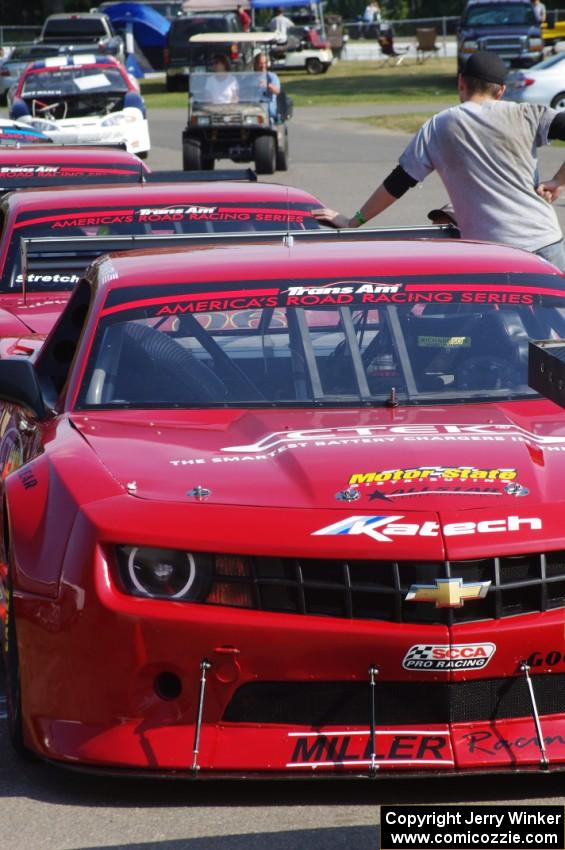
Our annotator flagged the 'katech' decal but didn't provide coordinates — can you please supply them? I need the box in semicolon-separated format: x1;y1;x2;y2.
287;731;452;767
402;643;496;671
312;514;542;542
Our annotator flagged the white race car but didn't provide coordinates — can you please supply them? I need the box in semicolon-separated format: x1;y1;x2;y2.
10;54;150;157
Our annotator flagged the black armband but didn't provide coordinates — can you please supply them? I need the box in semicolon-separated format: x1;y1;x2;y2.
549;112;565;141
383;165;418;199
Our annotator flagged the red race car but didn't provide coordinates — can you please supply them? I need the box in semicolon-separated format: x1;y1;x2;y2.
2;237;565;777
0;144;149;190
0;181;322;338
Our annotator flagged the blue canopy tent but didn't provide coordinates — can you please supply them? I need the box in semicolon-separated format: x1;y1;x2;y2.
103;3;171;71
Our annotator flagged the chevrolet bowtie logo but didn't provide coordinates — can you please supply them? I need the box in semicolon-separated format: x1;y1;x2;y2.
405;578;491;608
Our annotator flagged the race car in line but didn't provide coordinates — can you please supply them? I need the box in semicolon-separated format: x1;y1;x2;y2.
0;119;51;146
2;237;565;775
9;54;150;158
0;180;323;339
0;144;149;193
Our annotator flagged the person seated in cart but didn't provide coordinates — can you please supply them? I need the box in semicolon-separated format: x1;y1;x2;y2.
204;54;239;103
254;51;280;120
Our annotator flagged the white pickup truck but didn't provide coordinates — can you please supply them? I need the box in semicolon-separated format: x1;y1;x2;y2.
37;13;125;64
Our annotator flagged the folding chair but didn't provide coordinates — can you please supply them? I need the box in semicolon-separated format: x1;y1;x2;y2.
378;28;410;65
415;28;440;62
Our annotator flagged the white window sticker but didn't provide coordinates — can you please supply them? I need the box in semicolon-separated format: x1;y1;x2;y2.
74;73;110;91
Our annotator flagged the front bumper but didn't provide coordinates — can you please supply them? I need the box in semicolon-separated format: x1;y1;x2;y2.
15;535;565;775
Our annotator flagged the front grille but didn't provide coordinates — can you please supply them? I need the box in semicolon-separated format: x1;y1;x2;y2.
223;676;565;725
480;36;526;56
211;113;243;125
211;552;565;625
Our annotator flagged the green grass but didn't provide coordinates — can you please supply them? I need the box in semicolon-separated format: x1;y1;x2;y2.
344;111;437;133
141;57;458;109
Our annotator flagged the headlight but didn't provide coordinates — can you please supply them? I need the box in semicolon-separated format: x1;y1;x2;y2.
195;115;210;126
101;113;126;127
116;545;214;600
115;546;255;607
461;40;478;53
244;115;264;125
528;38;544;51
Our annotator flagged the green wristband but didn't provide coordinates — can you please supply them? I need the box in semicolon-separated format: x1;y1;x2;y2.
354;209;366;225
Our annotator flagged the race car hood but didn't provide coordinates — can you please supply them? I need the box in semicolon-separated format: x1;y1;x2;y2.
71;400;565;520
0;293;70;334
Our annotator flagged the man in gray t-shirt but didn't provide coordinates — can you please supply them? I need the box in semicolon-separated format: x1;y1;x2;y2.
313;51;565;269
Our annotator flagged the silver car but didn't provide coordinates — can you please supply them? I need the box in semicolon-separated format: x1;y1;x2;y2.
0;44;68;104
503;51;565;110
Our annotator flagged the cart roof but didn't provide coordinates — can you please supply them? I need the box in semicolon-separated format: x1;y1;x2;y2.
188;31;279;43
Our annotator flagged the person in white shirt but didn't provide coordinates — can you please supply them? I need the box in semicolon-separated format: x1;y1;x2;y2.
204;55;239;104
268;7;295;41
532;0;547;24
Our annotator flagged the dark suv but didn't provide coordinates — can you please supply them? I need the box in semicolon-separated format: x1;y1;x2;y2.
458;0;544;72
164;13;242;91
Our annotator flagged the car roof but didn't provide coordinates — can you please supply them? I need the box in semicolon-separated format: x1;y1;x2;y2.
0;146;143;166
5;181;321;213
25;54;121;72
46;12;108;19
92;239;559;291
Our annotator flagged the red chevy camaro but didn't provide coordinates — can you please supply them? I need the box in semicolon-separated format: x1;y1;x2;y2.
2;237;565;776
0;181;321;338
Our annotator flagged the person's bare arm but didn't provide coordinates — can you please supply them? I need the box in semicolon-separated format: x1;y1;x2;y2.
537;162;565;204
312;165;418;228
312;184;397;228
538;115;565;202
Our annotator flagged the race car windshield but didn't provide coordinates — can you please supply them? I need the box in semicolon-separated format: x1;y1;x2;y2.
463;3;535;26
3;205;320;293
22;67;128;98
76;275;565;409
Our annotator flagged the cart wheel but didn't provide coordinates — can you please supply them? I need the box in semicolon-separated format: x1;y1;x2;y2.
254;135;276;174
183;139;202;170
276;130;289;171
305;57;324;74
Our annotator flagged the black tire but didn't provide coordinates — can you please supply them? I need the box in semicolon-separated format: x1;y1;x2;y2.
3;570;33;759
276;130;289;171
305;57;324;74
183;139;202;171
254;135;276;174
551;91;565;110
0;91;7;106
165;74;176;92
202;156;215;170
137;150;149;160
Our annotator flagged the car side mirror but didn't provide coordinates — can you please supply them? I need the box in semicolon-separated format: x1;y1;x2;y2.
0;359;47;420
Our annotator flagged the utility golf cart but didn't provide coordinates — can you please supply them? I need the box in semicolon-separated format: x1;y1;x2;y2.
181;32;292;174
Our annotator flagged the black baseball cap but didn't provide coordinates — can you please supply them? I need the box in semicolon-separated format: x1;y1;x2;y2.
461;51;508;85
